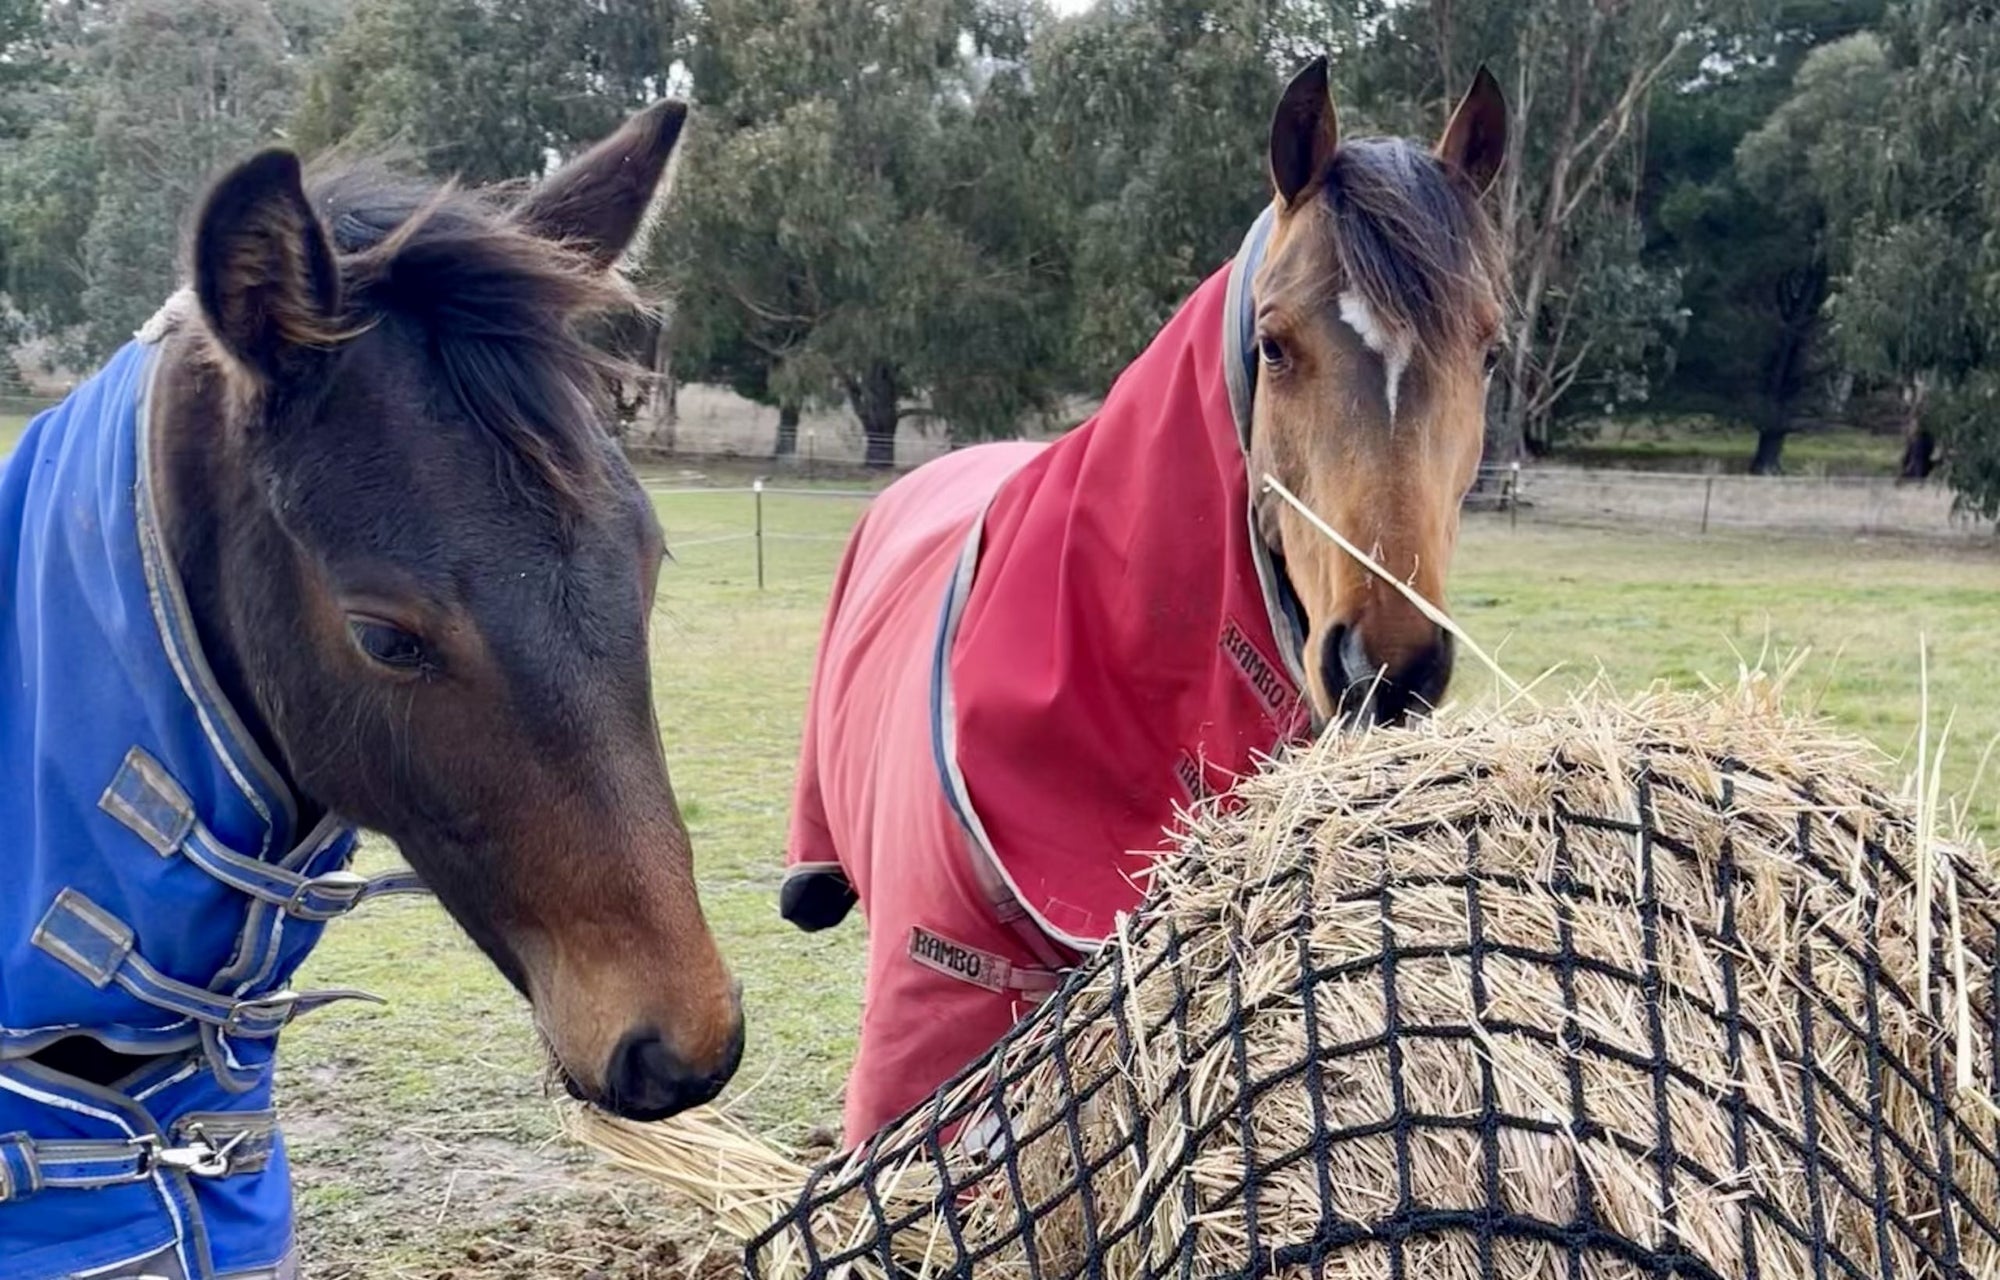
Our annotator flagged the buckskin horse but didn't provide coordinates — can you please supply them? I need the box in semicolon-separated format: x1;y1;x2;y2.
0;103;742;1278
782;58;1510;1148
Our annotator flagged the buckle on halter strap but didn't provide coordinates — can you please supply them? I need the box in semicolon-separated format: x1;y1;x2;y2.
218;989;298;1036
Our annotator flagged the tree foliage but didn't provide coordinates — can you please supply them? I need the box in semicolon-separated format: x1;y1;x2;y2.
1025;0;1286;387
83;0;298;355
666;0;1068;468
293;0;678;184
1330;0;1716;455
1823;1;2000;495
1722;0;2000;504
0;0;1990;515
1648;2;1886;472
0;0;314;366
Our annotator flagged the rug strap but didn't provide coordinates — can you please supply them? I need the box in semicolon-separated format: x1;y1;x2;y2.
100;746;427;920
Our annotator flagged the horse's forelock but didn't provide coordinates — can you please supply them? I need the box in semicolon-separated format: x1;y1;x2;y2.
298;163;641;511
1306;137;1505;365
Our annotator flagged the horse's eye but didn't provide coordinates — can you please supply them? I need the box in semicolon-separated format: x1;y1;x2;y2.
1258;335;1287;368
349;618;427;672
1483;345;1503;377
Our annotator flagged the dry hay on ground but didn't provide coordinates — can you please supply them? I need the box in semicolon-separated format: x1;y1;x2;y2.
576;681;2000;1279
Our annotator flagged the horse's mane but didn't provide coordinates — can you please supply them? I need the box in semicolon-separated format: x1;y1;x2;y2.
304;162;639;505
1309;137;1506;364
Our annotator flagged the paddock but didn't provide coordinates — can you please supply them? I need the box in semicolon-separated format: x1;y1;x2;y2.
252;470;2000;1278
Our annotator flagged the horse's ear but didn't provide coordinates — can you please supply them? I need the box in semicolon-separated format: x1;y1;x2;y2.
193;148;340;381
1270;55;1340;209
515;99;688;270
1436;65;1507;197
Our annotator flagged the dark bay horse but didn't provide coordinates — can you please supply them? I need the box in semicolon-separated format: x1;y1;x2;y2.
0;103;739;1278
782;58;1509;1147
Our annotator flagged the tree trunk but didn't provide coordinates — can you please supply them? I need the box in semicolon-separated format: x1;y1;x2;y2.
1898;378;1935;481
1498;16;1600;461
1750;427;1787;475
1492;374;1529;460
1751;258;1825;479
849;363;899;470
653;312;679;429
635;308;677;450
1901;431;1937;480
1481;383;1522;469
774;401;800;459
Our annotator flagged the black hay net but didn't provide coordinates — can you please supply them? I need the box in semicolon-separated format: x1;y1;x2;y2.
746;747;2000;1280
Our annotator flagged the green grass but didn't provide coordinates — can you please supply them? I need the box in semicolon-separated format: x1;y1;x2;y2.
275;490;2000;1274
1558;421;1903;475
0;413;30;458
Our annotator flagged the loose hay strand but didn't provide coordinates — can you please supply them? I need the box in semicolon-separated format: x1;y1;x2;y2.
1946;862;1974;1094
1260;473;1529;701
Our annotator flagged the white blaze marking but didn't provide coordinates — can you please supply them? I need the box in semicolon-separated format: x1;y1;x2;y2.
1338;290;1414;424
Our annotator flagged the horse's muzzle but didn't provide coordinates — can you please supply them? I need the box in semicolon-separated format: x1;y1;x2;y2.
1325;625;1454;727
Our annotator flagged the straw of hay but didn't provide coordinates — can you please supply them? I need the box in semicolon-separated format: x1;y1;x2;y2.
576;681;2000;1280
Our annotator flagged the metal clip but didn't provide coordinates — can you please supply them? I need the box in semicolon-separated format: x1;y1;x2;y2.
220;984;387;1037
221;988;302;1035
129;1124;247;1179
291;867;369;912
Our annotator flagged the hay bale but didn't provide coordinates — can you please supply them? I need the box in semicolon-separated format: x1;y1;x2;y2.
580;683;2000;1279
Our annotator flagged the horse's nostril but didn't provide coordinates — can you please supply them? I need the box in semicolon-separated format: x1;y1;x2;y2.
1338;626;1375;689
609;1030;671;1099
1326;626;1453;728
1320;624;1352;702
602;1024;741;1121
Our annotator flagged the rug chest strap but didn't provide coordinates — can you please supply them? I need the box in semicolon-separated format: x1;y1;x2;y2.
32;888;385;1040
0;1114;274;1203
100;747;426;920
959;833;1079;975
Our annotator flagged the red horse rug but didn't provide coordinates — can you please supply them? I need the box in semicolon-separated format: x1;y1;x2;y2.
783;220;1319;1144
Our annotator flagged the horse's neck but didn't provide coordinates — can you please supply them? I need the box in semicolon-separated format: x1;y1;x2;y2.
149;346;328;835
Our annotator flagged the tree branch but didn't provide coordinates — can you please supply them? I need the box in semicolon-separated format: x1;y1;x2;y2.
1558;32;1690;226
1536;335;1601;416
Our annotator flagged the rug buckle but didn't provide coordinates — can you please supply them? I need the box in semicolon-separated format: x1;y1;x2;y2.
130;1124;245;1179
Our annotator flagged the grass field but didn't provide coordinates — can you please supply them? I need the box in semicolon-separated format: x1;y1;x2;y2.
1559;422;1904;475
272;481;2000;1277
0;412;28;457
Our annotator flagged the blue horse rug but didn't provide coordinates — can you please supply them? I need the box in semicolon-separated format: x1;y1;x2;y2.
0;315;419;1278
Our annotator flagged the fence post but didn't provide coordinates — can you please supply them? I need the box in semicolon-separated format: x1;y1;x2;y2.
1509;460;1520;532
1701;475;1715;535
805;429;816;482
753;477;766;591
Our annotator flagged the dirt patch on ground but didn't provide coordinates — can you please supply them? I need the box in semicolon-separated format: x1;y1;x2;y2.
308;1198;742;1280
285;1066;757;1277
293;1111;748;1279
